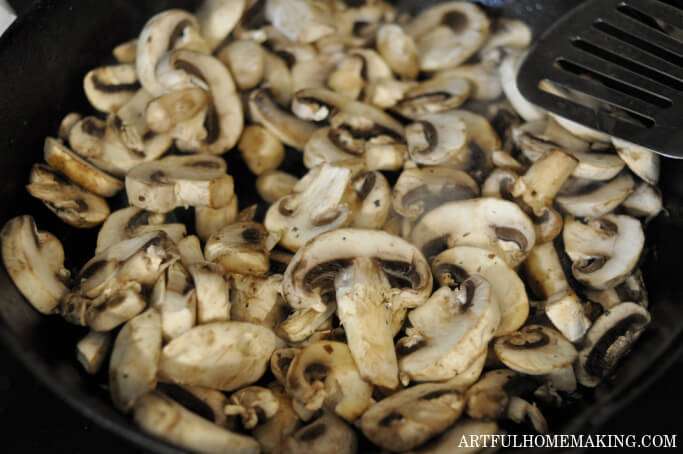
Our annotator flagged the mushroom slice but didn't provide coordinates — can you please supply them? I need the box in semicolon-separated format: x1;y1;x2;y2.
478;17;532;59
524;242;571;299
76;330;112;374
264;164;356;252
406;112;468;166
563;214;644;290
622;183;663;219
195;198;239;241
109;309;162;412
376;24;419;79
271;347;301;386
329;100;404;146
393;75;471;119
134;391;260;454
407;419;499;454
302;127;363;169
253;384;301;454
291;53;341;94
58;112;82;141
217;39;264;90
556;173;635;217
145;87;209;135
411;198;536;268
433;247;528;336
292;87;352;123
83;64;140;113
465;369;518;420
285;340;372;422
0;215;69;314
136;10;209;96
494;325;578;375
26;164;110;228
126;154;234;214
230;273;287;329
257;170;298;204
576;302;650;387
238;124;285;175
542;290;591;343
265;0;335;43
283;412;357;454
85;282;147;332
113;39;137;64
261;50;295;106
276;304;336;344
437;61;502;101
612;138;660;185
159;321;282;391
500;52;546;122
406;2;490;71
585;269;649;310
365;78;416;110
155;382;232;428
196;0;247;50
224;386;280;429
205;221;271;275
350;171;391;230
359;380;467;452
249;88;317;149
96;207;186;253
150;263;197;340
398;276;501;382
505;396;549;433
44;137;123;197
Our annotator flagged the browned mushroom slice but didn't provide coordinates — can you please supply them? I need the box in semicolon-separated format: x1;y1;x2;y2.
113;39;137;64
217;39;264;90
145;87;209;138
393;75;471;119
230;273;287;329
195;198;239;241
205;221;271;276
500;52;546;122
494;325;578;375
437;61;502;101
238;124;285;175
250;88;318;149
253;383;302;454
256;170;298;204
621;183;662;219
465;369;519;420
96;207;186;253
350;171;391;230
76;330;112;374
292;87;352;123
283;412;357;454
84;64;140;113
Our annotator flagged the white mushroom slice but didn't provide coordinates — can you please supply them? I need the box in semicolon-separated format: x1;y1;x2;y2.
411;198;536;268
524;243;570;299
285;340;372;421
292;87;352;123
195;198;239;241
585;270;649;310
542;290;591;343
205;222;270;275
83;64;139;113
0;215;69;314
406;112;468;166
551;114;612;143
150;262;196;340
76;330;112;374
265;0;335;43
359;380;467;452
276;304;336;344
136;10;209;96
58;112;82;141
159;321;282;391
365;78;416;109
253;384;301;454
494;325;578;375
96;207;186;253
231;274;287;329
612;138;660;185
432;247;528;336
437;61;502;101
407;419;499;454
224;386;280;429
126;154;234;214
155;382;232;428
44;138;123;197
376;24;419;79
271;348;300;385
398;276;501;382
26;164;110;228
238;124;285;175
256;170;298;204
145;87;209;135
622;183;663;218
86;283;147;332
249;88;317;149
329;100;404;146
261;50;295;106
351;171;391;230
327;54;366;100
302;127;362;169
478;17;532;59
196;0;247;50
109;309;162;412
557;173;635;217
217;39;264;90
264;164;356;252
113;39;137;64
393;75;471;119
500;51;545;122
406;2;490;71
465;369;518;420
576;302;650;387
563;214;644;290
283;412;357;454
492;150;524;172
291;54;340;93
134;392;260;454
505;396;548;433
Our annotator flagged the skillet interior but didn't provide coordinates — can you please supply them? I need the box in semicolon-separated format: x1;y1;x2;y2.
0;1;681;452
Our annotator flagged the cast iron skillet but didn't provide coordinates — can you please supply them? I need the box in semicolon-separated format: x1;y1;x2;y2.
1;1;682;452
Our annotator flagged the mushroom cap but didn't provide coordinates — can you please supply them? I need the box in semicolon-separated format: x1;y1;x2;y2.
376;24;419;79
494;324;578;375
406;111;469;166
238;124;285;175
256;170;298;204
411;198;536;268
196;0;247;50
563;214;644;290
283;228;432;313
83;64;140;113
217;39;265;91
432;246;529;336
96;207;186;253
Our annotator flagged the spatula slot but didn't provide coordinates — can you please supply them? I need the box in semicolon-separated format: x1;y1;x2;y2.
655;0;683;11
617;4;683;42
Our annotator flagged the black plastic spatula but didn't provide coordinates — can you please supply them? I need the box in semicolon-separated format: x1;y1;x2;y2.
517;0;683;158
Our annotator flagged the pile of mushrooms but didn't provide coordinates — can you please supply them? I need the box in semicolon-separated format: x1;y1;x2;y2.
1;1;663;453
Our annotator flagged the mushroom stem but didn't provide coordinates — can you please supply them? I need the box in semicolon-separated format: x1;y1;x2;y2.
334;257;398;389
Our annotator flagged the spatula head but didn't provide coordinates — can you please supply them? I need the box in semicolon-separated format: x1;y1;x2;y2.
517;0;683;158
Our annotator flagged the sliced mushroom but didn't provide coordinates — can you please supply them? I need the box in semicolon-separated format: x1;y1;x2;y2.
612;138;660;185
196;0;247;50
576;302;650;387
465;369;518;420
155;382;232;428
500;51;545;122
621;183;663;219
411;198;536;268
478;17;532;60
253;384;302;454
393;74;471;119
217;39;264;90
250;88;317;149
261;50;295;106
291;53;341;94
76;330;112;374
265;0;335;43
150;263;197;341
541;290;591;343
283;412;357;454
437;60;502;101
96;207;186;253
195;197;239;241
494;325;578;375
359;380;467;452
405;111;468;166
133;391;260;454
224;386;280;429
159;321;283;391
365;78;416;110
563;214;644;290
585;269;649;311
205;221;271;275
276;303;337;344
397;276;500;382
432;246;528;336
109;309;162;412
145;87;209;136
505;396;548;433
257;169;298;204
406;2;490;71
83;64;140;113
524;242;571;299
113;38;137;64
58;112;82;141
271;347;301;386
230;273;287;329
292;87;351;123
239;124;285;175
26;164;110;228
556;172;635;217
85;282;147;332
350;171;391;230
406;419;499;454
125;154;234;213
376;24;419;79
0;215;69;314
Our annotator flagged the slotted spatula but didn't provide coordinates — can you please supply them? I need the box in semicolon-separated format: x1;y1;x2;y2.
517;0;683;158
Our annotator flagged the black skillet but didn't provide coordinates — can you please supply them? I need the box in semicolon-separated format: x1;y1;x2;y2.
0;1;682;452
